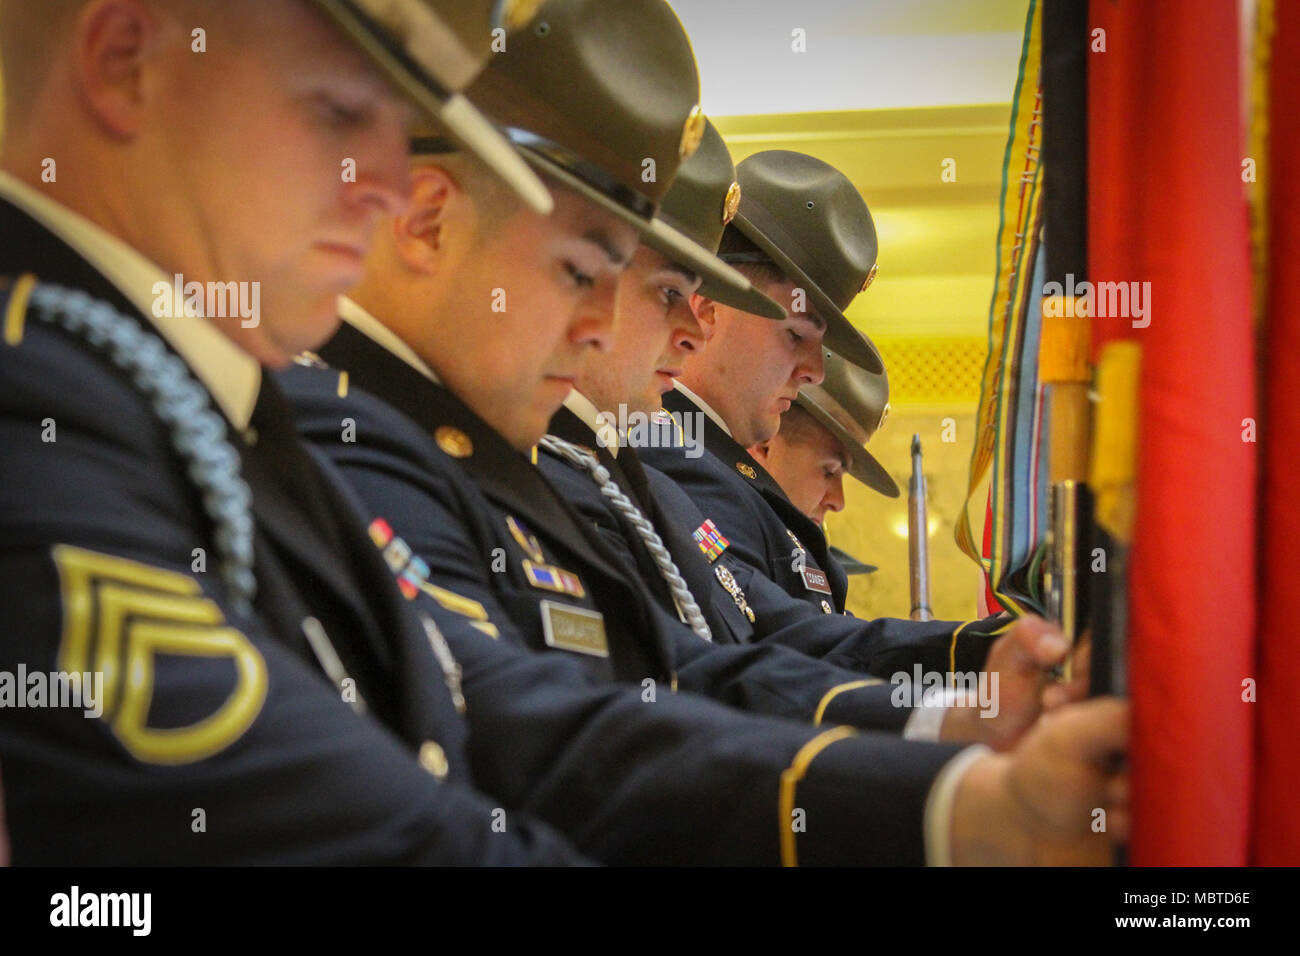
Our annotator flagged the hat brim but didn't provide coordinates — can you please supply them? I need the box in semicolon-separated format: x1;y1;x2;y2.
696;271;787;320
730;209;884;373
312;0;553;215
521;150;762;309
828;546;877;575
796;394;900;497
844;443;900;497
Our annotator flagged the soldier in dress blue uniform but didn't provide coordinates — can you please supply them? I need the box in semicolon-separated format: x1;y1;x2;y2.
750;349;897;531
749;349;895;577
0;0;614;864
540;116;1085;748
0;0;1077;868
281;0;1129;864
641;150;903;618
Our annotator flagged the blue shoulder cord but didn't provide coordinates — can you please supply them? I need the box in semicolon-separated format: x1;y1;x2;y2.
24;282;257;615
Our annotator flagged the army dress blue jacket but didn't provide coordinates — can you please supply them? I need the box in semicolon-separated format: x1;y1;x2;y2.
624;391;1006;675
279;317;982;864
0;198;584;864
0;199;961;866
285;321;924;731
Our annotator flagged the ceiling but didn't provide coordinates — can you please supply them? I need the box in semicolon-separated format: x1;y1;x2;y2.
671;0;1031;115
671;0;1032;345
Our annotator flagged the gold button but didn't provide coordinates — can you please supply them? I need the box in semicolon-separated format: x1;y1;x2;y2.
418;741;449;779
860;262;879;292
736;462;756;480
722;182;742;224
820;600;833;614
679;105;705;158
502;0;545;30
435;426;473;459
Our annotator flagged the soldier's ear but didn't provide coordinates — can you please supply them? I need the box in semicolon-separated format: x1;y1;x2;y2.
392;166;458;273
749;439;772;464
689;294;719;341
75;0;169;138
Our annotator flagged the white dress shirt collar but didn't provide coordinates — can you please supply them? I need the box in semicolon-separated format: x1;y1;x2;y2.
562;389;622;457
671;378;732;438
337;295;441;384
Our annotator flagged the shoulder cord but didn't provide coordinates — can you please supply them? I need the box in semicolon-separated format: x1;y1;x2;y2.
26;282;256;614
538;434;711;643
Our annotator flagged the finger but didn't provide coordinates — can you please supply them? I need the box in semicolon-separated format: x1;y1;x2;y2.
1021;616;1071;668
1041;682;1072;712
1072;636;1092;676
997;616;1069;672
1050;697;1130;763
1060;664;1090;704
1105;806;1131;842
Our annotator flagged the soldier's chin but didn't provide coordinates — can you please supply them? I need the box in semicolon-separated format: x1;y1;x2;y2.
260;301;344;367
755;412;783;446
507;416;548;455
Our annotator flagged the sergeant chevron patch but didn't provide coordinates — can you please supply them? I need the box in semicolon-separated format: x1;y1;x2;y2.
52;545;267;765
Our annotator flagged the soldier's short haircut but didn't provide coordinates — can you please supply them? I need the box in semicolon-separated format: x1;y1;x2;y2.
414;149;569;246
0;0;215;122
0;0;82;116
415;150;519;240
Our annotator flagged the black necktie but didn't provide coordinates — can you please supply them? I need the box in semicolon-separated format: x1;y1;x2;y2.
246;377;347;555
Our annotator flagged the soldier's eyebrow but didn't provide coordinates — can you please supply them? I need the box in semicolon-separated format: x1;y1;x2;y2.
583;229;633;266
794;312;827;332
663;263;698;284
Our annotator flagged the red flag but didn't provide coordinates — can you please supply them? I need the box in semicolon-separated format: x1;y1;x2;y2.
980;490;1003;616
1089;0;1256;864
1255;0;1300;865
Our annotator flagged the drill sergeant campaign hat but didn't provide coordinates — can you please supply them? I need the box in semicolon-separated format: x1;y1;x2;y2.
309;0;553;213
723;150;885;373
796;347;899;497
657;118;786;320
413;0;758;305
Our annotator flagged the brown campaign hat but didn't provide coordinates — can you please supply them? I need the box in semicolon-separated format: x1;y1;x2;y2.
796;348;898;497
309;0;553;213
828;546;877;575
726;150;884;373
443;0;756;304
657;119;785;320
